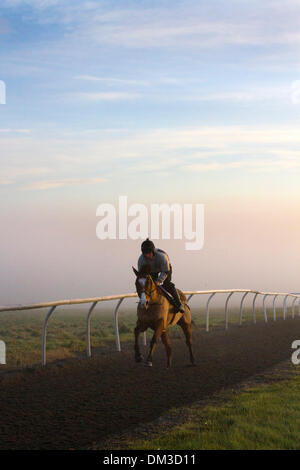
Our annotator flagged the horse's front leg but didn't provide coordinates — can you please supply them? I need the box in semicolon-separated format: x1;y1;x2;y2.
145;319;164;367
134;322;143;362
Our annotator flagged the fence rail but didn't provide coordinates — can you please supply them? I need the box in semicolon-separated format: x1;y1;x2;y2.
1;289;300;366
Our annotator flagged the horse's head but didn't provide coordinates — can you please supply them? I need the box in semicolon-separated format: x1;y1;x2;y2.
132;265;154;308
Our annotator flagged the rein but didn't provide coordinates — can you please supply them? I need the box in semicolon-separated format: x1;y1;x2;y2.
145;285;157;297
137;277;160;304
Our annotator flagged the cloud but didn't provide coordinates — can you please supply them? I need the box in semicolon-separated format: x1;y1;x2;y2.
74;75;149;86
4;1;300;49
0;16;12;35
72;78;294;104
67;3;300;50
3;124;300;156
291;80;300;104
126;157;182;174
20;176;107;190
0;128;31;133
182;158;300;172
1;125;300;187
3;0;60;9
0;166;51;185
185;87;291;102
66;92;141;102
0;179;13;185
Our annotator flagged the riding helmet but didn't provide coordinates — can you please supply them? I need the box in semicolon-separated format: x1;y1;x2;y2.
141;238;156;255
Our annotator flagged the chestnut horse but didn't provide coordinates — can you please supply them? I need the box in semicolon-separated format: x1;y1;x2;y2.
133;266;195;368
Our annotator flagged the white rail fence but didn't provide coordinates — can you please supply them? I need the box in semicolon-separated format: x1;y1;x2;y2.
0;289;300;367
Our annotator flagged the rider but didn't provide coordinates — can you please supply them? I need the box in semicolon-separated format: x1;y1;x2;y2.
138;238;185;313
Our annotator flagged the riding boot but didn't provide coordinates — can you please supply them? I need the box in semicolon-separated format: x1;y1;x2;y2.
164;282;185;313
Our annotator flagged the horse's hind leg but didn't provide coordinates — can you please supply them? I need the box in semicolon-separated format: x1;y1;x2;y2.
178;318;195;365
161;330;172;368
134;322;143;362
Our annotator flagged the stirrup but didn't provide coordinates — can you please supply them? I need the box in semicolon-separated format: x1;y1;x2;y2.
174;303;185;314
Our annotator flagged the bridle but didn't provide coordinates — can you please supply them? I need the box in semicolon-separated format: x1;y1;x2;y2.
136;276;158;305
144;285;157;297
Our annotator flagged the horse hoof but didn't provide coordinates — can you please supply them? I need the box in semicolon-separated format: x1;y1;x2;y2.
144;361;153;367
135;355;143;363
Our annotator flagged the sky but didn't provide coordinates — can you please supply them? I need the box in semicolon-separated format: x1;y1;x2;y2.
1;0;300;308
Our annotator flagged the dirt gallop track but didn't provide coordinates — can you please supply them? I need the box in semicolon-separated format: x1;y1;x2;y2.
0;318;300;449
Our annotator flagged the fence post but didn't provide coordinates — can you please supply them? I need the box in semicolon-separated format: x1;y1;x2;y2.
86;301;98;358
291;297;297;319
114;298;124;352
272;294;278;321
42;305;56;367
239;291;249;325
263;294;268;323
206;292;216;332
283;294;289;320
225;292;234;330
252;293;258;324
0;340;6;365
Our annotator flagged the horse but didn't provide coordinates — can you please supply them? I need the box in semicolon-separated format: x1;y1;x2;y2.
132;265;195;368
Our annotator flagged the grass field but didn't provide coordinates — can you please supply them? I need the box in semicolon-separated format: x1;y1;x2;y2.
0;301;296;368
128;372;300;450
0;307;136;368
